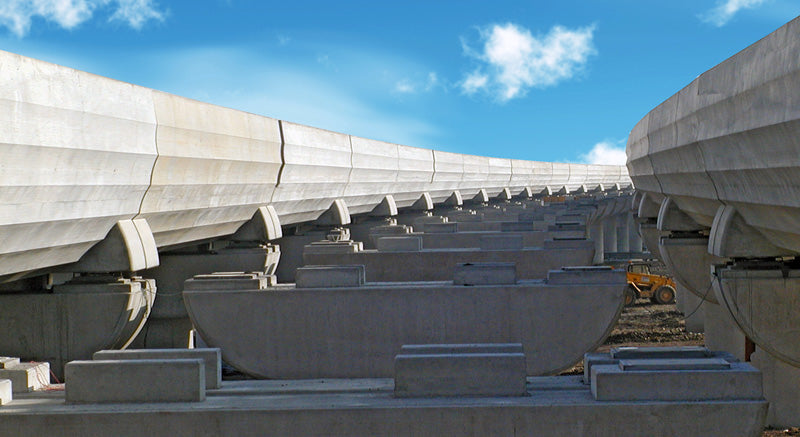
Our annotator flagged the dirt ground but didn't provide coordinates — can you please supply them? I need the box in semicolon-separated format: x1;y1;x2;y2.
560;297;794;437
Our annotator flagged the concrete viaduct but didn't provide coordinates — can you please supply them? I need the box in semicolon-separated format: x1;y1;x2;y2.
627;15;800;427
5;13;798;434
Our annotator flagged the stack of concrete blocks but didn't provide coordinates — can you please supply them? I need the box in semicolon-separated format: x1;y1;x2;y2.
63;348;221;404
394;343;527;398
0;357;49;394
182;265;625;379
584;347;765;412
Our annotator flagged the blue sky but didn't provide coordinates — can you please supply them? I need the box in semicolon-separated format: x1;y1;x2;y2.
0;1;798;164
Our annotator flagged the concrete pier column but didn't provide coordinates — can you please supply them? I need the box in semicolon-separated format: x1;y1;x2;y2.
675;283;704;333
588;221;604;264
752;349;800;427
704;302;746;361
628;214;643;252
603;216;618;253
616;214;630;252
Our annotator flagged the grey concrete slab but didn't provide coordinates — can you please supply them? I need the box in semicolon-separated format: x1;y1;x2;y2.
591;361;762;401
0;375;765;437
394;352;527;398
376;236;423;252
92;348;222;389
65;359;205;404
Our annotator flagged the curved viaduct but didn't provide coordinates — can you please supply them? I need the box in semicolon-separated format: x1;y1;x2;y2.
0;49;630;284
627;16;800;426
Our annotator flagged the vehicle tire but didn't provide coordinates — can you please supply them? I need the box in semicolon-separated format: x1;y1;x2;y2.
624;285;637;306
654;285;676;305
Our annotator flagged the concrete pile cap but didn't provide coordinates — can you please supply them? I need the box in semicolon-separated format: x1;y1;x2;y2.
611;346;713;359
376;236;422;252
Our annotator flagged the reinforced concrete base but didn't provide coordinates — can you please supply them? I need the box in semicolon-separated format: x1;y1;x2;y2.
0;377;766;436
752;349;800;427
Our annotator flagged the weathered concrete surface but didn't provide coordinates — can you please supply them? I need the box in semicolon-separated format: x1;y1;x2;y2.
393;343;527;398
183;269;625;378
65;359;205;403
302;246;594;282
0;377;767;437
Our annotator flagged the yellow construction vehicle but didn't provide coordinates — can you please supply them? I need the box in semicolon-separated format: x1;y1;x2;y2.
624;260;676;306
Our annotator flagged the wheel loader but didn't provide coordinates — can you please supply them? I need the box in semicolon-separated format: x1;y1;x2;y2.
624;260;676;306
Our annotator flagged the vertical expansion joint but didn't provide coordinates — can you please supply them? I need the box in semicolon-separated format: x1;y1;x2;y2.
274;120;286;189
136;91;160;219
430;149;436;184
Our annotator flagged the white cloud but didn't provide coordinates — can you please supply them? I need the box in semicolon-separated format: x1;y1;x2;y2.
0;0;165;37
700;0;768;27
393;71;440;95
580;140;627;165
460;22;596;101
109;0;164;29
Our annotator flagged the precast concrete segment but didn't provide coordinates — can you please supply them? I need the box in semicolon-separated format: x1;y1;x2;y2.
139;91;282;249
626;16;800;255
0;377;767;437
65;359;205;403
183;271;625;378
0;49;157;280
93;348;222;389
0;48;630;280
302;246;594;282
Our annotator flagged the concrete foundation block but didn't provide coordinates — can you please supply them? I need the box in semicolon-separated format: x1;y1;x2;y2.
591;361;762;401
752;349;800;427
376;236;422;252
0;361;50;393
583;347;736;384
65;359;205;404
453;262;516;285
546;266;623;285
184;273;274;291
0;379;10;405
295;265;366;288
422;222;458;233
394;343;527;398
479;235;523;251
93;348;222;389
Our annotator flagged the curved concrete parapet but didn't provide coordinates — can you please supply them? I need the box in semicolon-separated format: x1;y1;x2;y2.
627;16;800;256
0;49;630;281
0;50;157;281
183;268;625;378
